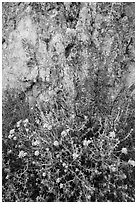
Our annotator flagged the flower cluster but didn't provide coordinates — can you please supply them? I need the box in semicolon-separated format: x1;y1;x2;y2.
18;150;27;158
2;113;135;202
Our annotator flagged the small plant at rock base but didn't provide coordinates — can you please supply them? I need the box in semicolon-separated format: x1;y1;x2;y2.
2;104;135;201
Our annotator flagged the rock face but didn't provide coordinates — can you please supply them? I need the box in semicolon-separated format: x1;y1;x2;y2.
2;2;135;125
3;16;37;90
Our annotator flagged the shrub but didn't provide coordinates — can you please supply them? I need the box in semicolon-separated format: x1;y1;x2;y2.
2;97;135;201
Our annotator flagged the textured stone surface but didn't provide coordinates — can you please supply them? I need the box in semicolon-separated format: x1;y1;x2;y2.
2;2;135;123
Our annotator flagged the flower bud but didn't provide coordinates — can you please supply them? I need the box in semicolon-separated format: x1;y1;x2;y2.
54;140;59;147
128;159;135;167
121;147;128;154
34;150;39;156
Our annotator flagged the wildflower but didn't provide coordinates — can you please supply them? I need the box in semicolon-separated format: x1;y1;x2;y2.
84;115;88;120
26;128;29;132
110;165;117;172
120;173;127;179
128;159;135;167
43;123;52;130
32;141;36;146
117;157;121;167
23;118;29;124
36;119;40;124
109;131;115;138
87;140;91;145
62;162;66;167
61;130;67;137
73;153;79;160
7;150;12;154
83;139;87;146
111;167;117;172
87;195;91;200
71;114;75;119
6;175;10;179
19;150;26;158
42;172;46;177
61;129;69;137
13;136;17;141
94;169;99;174
23;119;29;127
9;129;15;135
34;150;39;156
4;168;10;173
32;140;40;146
43;123;48;128
54;140;59;147
65;165;68;169
8;134;13;139
17;120;22;127
46;147;49;152
24;152;27;156
56;178;60;183
24;123;28;127
121;147;128;154
60;183;63;189
56;154;60;158
71;140;74;144
48;125;52;130
83;139;91;147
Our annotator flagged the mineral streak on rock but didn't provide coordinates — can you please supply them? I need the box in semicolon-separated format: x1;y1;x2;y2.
2;2;135;123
